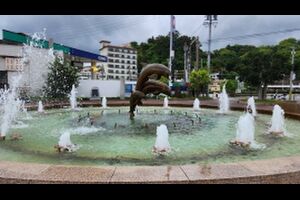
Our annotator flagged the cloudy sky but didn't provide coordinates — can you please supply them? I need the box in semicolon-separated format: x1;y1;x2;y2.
1;15;300;54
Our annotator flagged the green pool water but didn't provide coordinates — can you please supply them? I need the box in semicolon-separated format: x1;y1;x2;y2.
0;106;300;166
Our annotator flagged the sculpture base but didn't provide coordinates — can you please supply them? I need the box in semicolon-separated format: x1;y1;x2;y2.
54;145;70;153
229;140;250;148
152;146;170;155
270;131;284;137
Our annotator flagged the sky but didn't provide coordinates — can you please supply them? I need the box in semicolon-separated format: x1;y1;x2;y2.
1;15;300;54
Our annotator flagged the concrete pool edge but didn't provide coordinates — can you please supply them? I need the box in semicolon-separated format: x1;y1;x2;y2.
1;155;300;183
1;100;300;183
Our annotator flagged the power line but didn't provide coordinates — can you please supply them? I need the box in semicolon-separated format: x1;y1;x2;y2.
202;27;300;44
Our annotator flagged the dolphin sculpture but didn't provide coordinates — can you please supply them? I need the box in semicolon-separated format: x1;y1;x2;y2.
129;64;171;119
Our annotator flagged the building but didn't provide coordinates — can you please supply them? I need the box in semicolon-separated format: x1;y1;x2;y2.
0;29;107;96
99;40;138;81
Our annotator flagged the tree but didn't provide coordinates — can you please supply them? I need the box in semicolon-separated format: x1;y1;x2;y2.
130;32;204;73
239;46;284;99
225;79;238;96
43;57;80;100
189;69;211;97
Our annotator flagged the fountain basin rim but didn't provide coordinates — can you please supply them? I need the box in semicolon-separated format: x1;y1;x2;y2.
23;100;300;120
2;155;300;183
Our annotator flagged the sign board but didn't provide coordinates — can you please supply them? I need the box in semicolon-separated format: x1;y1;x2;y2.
5;58;23;71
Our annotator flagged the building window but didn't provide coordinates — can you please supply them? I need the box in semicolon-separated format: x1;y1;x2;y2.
109;59;113;62
127;55;130;59
121;71;125;74
115;54;119;57
115;65;120;68
115;70;120;74
127;61;130;64
108;70;114;73
121;55;125;58
108;64;114;68
108;48;114;51
115;76;119;79
132;61;136;64
121;60;125;63
132;56;136;59
121;65;125;69
108;53;114;57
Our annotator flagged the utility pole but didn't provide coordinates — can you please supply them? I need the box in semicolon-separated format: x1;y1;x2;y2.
289;47;296;101
184;42;189;83
169;15;175;86
195;36;199;70
203;15;218;72
203;15;218;96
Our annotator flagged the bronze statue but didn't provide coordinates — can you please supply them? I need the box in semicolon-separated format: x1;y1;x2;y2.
129;64;171;119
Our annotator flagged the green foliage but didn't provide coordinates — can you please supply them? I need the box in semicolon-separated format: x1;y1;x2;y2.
225;79;238;95
189;69;211;96
130;32;205;72
159;76;169;85
43;57;80;99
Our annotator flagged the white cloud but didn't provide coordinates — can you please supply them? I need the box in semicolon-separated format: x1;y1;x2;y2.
1;15;300;53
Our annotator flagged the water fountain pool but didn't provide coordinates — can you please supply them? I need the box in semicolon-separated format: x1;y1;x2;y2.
0;106;299;166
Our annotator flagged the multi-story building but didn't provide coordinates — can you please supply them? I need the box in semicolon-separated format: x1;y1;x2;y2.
99;40;138;81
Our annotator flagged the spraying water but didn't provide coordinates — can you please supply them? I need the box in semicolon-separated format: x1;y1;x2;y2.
247;96;257;117
153;124;171;154
193;98;200;111
0;30;55;138
163;97;169;108
102;97;107;108
0;75;23;137
69;84;77;110
38;101;44;113
219;84;229;114
232;111;265;149
58;131;77;152
269;104;287;136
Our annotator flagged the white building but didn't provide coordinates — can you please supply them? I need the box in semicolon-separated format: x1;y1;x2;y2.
0;40;57;96
99;40;138;81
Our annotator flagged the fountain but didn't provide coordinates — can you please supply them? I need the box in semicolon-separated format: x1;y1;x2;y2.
218;84;229;114
247;96;257;117
230;110;265;149
69;84;77;110
163;97;169;108
129;64;171;118
55;131;77;152
0;29;55;140
193;98;200;111
102;97;107;108
153;124;171;154
269;104;286;136
0;75;22;140
38;101;44;113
